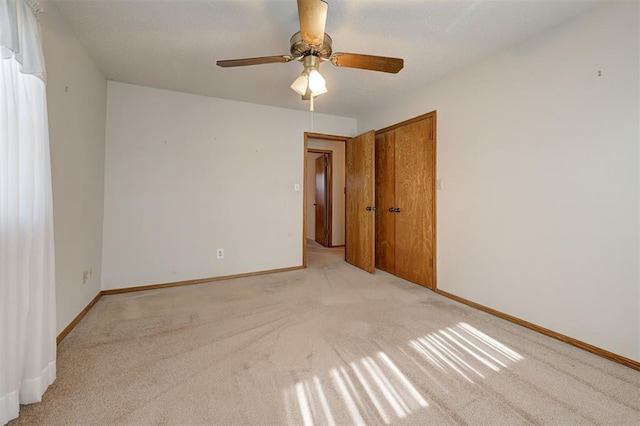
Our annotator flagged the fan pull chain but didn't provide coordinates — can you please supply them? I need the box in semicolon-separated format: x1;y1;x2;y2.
310;96;315;131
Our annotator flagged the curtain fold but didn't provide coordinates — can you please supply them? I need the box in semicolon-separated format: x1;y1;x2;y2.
0;0;56;424
0;0;46;81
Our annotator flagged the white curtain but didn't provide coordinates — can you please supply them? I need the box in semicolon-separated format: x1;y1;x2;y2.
0;0;56;424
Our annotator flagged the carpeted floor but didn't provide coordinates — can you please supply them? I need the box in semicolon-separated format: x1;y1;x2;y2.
13;244;640;425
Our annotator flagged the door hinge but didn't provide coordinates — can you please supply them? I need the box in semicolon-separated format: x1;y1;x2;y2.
429;258;433;267
324;157;328;167
430;130;434;140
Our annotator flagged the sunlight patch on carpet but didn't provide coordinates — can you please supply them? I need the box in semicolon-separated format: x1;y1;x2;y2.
409;322;524;383
283;322;524;425
284;352;428;425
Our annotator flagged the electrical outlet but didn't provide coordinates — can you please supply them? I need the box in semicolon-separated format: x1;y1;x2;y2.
216;248;224;259
82;271;89;284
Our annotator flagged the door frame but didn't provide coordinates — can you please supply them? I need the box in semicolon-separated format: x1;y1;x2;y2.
303;132;349;267
310;150;332;247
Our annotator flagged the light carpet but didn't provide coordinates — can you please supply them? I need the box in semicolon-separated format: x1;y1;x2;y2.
12;245;640;425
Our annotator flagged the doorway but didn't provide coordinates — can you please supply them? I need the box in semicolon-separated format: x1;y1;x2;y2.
303;133;348;267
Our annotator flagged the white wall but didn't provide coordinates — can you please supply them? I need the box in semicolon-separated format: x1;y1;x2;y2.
40;3;107;334
103;82;356;289
359;2;640;361
307;138;347;246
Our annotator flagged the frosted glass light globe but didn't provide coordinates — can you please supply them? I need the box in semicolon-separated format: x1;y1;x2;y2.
307;70;326;94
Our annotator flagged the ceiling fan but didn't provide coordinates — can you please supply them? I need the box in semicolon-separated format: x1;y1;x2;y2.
216;0;404;108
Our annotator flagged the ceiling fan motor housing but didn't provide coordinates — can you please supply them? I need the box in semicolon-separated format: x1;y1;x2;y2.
290;31;332;60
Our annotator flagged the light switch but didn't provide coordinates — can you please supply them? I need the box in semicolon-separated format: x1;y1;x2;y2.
294;183;300;192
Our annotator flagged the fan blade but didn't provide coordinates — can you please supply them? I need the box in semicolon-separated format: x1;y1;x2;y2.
217;55;293;68
297;0;328;46
330;53;404;74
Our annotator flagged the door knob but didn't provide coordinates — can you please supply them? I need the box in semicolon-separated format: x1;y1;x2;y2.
366;206;376;211
393;207;401;213
388;207;395;212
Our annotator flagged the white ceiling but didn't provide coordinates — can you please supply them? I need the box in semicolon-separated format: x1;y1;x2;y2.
47;0;601;118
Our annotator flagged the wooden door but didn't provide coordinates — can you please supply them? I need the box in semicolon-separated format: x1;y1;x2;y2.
345;130;376;273
394;118;435;288
375;130;396;273
314;155;328;246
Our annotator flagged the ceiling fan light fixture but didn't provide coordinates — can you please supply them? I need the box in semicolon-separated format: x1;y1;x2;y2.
292;55;328;100
291;61;327;98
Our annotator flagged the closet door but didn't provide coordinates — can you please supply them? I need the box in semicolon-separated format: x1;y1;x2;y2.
394;117;435;288
375;130;395;273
